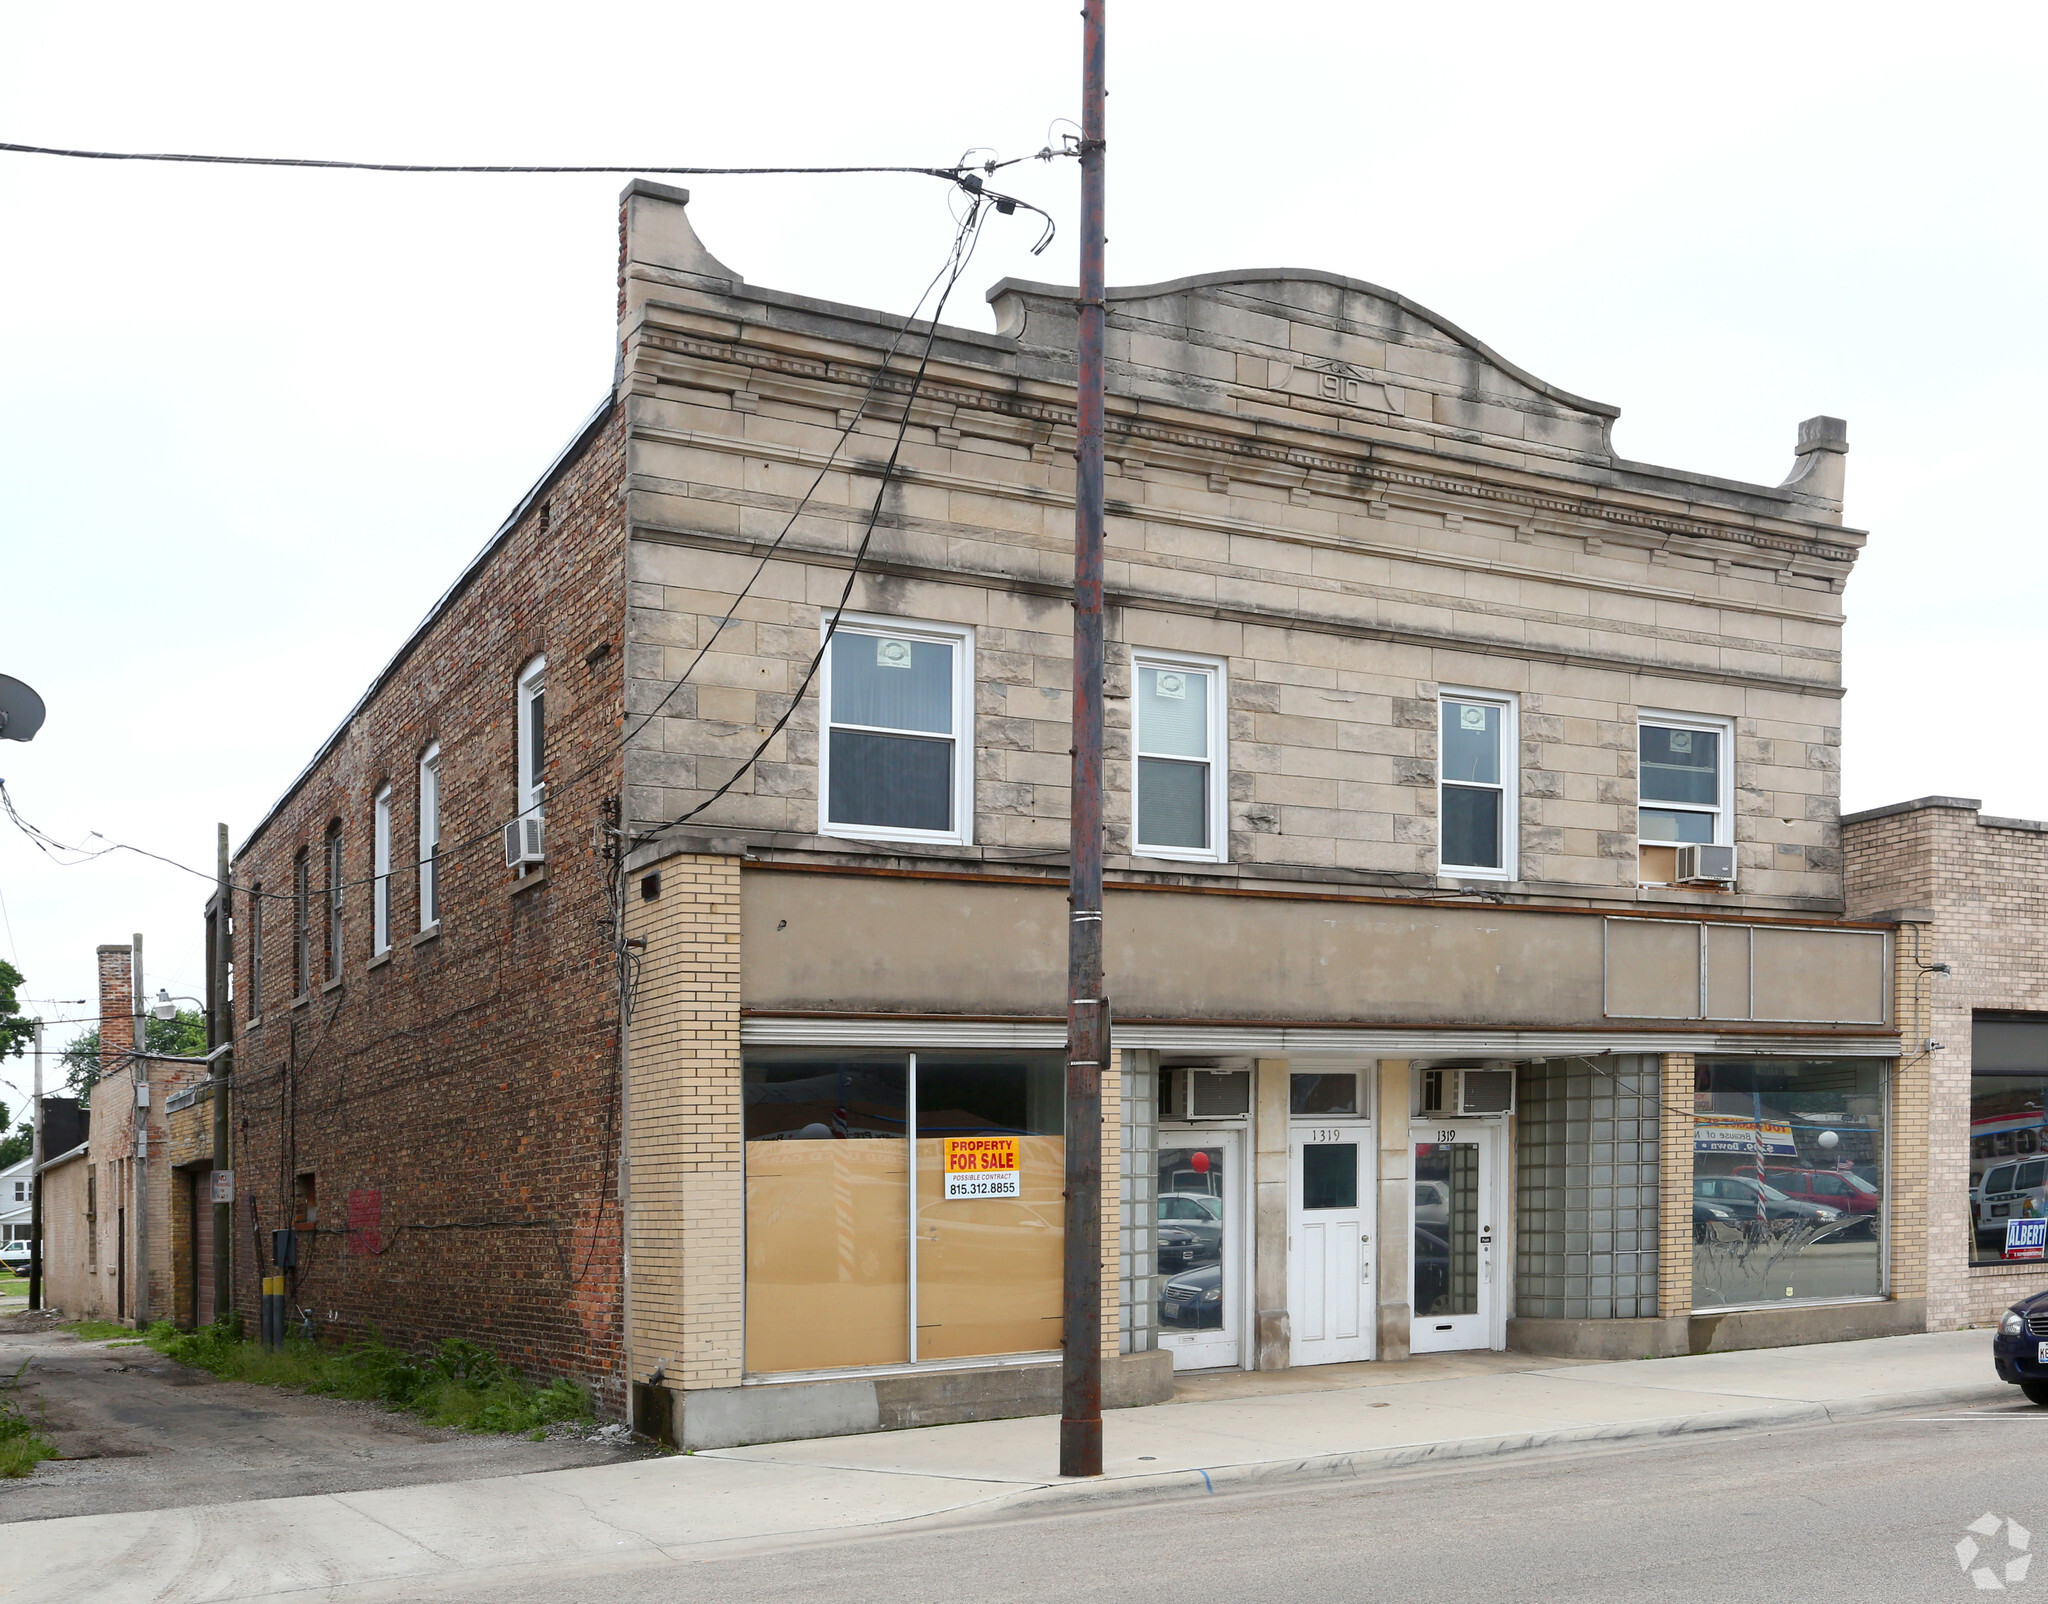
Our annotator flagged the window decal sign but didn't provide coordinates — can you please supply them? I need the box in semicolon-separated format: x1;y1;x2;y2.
2004;1218;2046;1260
943;1135;1021;1199
1693;1115;1798;1157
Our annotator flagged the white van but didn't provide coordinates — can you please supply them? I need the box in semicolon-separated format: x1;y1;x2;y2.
1974;1158;2048;1245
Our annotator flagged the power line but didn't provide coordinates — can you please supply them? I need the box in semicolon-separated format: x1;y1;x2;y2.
631;195;998;844
0;140;1060;252
0;186;1023;901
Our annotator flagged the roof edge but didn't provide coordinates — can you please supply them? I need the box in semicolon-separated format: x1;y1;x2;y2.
1841;795;1984;826
987;266;1622;419
235;395;616;862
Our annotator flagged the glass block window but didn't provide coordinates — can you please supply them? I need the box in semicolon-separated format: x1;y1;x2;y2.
1515;1055;1661;1320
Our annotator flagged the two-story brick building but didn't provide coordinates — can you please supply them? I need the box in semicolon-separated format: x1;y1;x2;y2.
227;179;1915;1443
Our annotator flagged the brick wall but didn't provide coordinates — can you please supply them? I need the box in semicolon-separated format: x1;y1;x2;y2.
620;850;744;1394
1657;1052;1694;1316
230;407;630;1406
1847;798;2048;1329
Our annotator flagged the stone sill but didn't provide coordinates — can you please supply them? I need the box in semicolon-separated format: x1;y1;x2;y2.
367;950;393;972
509;868;549;897
411;924;441;947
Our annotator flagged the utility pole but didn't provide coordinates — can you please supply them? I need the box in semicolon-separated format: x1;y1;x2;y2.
131;931;150;1326
28;1019;42;1312
210;824;234;1321
1060;0;1108;1482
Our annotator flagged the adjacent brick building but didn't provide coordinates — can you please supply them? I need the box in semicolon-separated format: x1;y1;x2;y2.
207;179;1920;1439
1845;796;2048;1331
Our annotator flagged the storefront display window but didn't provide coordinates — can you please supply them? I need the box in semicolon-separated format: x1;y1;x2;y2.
1968;1015;2048;1265
1692;1057;1886;1309
743;1049;1064;1375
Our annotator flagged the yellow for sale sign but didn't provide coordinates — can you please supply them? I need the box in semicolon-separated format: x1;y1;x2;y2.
943;1135;1021;1198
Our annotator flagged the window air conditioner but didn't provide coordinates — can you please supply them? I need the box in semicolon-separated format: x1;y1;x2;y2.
1675;842;1736;887
504;815;546;868
1421;1066;1517;1117
1167;1068;1251;1119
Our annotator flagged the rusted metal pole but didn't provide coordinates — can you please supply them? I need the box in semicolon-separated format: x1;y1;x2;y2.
1060;0;1108;1482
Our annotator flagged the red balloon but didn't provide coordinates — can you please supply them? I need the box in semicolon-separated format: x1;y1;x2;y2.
1191;1151;1211;1174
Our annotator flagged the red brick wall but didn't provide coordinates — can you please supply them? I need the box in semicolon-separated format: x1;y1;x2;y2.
230;406;630;1409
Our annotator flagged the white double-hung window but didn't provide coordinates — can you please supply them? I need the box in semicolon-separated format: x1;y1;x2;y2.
418;742;441;929
371;782;392;956
1439;690;1516;879
1131;650;1226;861
819;616;973;845
517;656;547;823
1638;713;1731;847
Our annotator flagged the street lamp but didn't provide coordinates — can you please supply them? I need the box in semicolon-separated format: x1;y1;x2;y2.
151;990;202;1021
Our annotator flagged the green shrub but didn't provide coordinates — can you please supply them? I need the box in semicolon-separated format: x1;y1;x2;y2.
138;1318;593;1437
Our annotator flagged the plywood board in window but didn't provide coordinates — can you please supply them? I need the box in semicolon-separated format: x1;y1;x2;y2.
745;1138;908;1374
914;1133;1064;1360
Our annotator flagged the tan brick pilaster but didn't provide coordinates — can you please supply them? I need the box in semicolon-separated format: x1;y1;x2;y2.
1658;1052;1695;1317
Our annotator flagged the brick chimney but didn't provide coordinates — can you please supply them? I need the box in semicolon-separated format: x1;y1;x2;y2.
97;943;135;1066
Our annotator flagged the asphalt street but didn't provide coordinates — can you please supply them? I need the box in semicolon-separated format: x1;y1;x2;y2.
408;1403;2048;1604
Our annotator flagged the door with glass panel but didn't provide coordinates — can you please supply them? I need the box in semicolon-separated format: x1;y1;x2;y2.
1410;1123;1500;1353
1288;1128;1374;1366
1155;1130;1243;1370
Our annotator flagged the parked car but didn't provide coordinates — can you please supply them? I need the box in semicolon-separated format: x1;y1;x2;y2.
1765;1168;1881;1217
1694;1200;1739;1242
1693;1175;1841;1228
1158;1262;1223;1329
1993;1290;2048;1406
1156;1224;1212;1275
1156;1193;1223;1265
1413;1180;1450;1230
1412;1224;1454;1318
1974;1159;2048;1246
0;1241;29;1276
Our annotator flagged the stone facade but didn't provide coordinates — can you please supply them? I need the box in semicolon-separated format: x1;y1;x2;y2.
616;183;1857;912
1845;796;2048;1329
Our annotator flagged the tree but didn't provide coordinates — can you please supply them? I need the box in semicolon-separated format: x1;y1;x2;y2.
60;1008;207;1097
0;962;33;1063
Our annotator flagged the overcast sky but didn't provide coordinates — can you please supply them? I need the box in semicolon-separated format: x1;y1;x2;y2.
3;2;2042;1107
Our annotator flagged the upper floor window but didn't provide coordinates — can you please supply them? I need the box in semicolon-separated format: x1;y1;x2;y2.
1439;691;1516;880
291;851;311;997
1638;716;1730;847
323;822;344;982
818;617;973;846
371;783;392;956
1132;650;1227;862
419;743;441;929
246;883;264;1019
517;657;546;823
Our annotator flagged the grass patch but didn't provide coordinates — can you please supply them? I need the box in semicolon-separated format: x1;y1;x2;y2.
60;1318;133;1343
0;1362;58;1477
140;1319;593;1438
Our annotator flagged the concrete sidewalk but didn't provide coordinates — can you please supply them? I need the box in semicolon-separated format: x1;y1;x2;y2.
2;1329;2014;1604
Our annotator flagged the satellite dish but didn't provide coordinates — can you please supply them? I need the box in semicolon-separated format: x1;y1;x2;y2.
0;676;45;743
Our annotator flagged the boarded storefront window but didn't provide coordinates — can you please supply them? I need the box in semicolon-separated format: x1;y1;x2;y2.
743;1049;1063;1375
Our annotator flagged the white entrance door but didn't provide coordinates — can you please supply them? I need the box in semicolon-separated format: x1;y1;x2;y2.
1288;1127;1374;1365
1410;1122;1501;1353
1156;1130;1243;1370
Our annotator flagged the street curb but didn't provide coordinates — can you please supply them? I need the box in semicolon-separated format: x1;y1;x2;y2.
975;1381;2020;1520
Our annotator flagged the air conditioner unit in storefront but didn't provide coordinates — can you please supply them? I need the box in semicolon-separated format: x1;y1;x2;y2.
1422;1066;1517;1117
1166;1068;1251;1119
1675;842;1736;887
